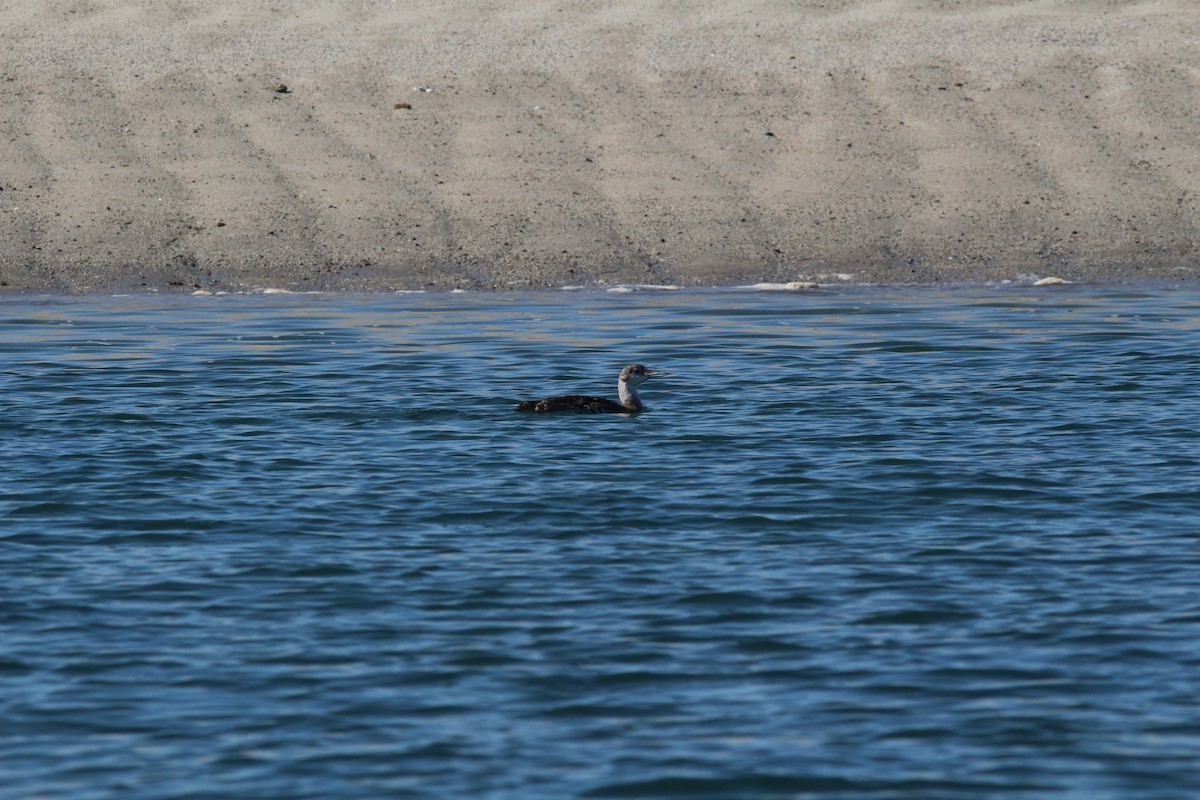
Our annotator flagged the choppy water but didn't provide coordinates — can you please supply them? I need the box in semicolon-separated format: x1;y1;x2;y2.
2;284;1199;799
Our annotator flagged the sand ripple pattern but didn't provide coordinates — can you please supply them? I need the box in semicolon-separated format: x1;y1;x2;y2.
1;1;1199;292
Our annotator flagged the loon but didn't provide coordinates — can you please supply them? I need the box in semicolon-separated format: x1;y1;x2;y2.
515;364;667;414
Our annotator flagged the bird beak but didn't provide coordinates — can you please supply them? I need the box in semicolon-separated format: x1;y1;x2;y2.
647;369;670;378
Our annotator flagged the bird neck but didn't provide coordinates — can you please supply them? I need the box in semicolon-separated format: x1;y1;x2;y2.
618;379;642;410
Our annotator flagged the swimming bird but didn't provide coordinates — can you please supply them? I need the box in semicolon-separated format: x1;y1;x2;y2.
515;364;667;414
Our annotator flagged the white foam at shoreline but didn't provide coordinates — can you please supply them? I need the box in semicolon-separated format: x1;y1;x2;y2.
738;281;820;291
604;284;680;293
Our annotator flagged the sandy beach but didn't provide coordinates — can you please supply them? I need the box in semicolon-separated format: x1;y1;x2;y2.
2;0;1198;293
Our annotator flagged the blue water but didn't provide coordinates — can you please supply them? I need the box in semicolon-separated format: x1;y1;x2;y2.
2;285;1199;799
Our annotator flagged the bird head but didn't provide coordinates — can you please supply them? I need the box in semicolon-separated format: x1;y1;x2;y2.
619;364;668;386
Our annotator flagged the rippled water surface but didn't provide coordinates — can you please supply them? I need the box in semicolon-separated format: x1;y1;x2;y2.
3;285;1199;799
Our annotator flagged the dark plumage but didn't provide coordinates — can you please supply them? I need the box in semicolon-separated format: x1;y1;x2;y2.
517;395;628;414
516;364;667;414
